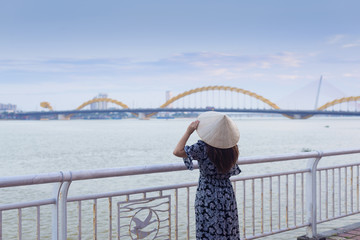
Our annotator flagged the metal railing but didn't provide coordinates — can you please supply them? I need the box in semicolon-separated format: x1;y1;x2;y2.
1;149;360;239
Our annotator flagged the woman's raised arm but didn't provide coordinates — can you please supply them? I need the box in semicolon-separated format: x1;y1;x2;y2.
173;120;199;158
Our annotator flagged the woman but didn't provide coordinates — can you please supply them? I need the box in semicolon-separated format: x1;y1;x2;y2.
173;111;241;240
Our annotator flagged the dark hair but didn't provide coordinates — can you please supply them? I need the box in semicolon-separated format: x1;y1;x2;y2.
206;144;239;174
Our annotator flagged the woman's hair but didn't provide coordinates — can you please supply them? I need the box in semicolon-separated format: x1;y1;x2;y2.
206;144;239;174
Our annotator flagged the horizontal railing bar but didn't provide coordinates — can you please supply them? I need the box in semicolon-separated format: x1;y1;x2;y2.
322;149;360;157
69;162;194;181
1;149;360;188
68;181;199;202
231;168;310;181
238;149;360;165
0;172;64;188
0;199;55;211
318;162;360;171
316;211;360;225
0;163;193;188
238;152;321;165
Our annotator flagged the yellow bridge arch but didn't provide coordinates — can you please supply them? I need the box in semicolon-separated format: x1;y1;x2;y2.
159;85;281;109
317;96;360;111
66;98;137;119
146;85;283;117
298;96;360;119
75;98;130;110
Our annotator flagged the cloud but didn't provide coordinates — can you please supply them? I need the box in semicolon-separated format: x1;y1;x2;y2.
167;51;302;68
277;75;300;80
155;51;302;79
342;41;360;48
343;73;360;78
0;57;135;74
0;51;302;72
327;34;346;44
269;52;302;67
325;34;360;48
343;73;353;77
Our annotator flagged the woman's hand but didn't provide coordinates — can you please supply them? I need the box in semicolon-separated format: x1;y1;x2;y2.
187;120;199;134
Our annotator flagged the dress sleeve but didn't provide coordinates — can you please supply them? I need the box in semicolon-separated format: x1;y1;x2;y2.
183;140;206;170
230;164;241;176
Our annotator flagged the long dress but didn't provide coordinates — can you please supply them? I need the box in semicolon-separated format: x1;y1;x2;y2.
184;140;241;240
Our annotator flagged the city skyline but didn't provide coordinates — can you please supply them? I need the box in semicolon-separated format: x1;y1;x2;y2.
1;1;360;111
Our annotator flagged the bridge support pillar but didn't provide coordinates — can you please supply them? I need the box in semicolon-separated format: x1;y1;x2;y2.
138;112;149;120
58;114;66;120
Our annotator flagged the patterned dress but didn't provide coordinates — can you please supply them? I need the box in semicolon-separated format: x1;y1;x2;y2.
184;140;241;240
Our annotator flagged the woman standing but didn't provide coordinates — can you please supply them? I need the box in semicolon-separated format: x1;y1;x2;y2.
173;111;241;240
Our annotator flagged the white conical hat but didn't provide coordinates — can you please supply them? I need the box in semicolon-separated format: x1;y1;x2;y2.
196;111;240;149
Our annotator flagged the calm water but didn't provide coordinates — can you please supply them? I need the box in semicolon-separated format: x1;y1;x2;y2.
1;117;360;175
1;117;360;239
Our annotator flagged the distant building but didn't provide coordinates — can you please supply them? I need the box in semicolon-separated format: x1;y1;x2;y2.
97;93;108;110
166;90;173;108
90;93;108;110
90;101;98;110
0;103;17;112
157;90;173;118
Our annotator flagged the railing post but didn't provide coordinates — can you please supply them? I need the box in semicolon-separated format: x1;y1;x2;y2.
58;172;72;240
305;151;323;239
52;171;72;240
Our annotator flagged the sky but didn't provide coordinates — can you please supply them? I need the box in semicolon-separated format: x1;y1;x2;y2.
0;0;359;111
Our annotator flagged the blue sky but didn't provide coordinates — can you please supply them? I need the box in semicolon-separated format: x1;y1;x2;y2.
0;0;359;110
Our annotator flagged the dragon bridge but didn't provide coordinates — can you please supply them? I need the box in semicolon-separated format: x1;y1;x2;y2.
39;86;360;119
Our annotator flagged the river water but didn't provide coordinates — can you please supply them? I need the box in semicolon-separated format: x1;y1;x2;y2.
2;117;360;176
1;117;360;239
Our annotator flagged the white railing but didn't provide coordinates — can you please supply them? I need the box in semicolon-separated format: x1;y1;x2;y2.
1;149;360;240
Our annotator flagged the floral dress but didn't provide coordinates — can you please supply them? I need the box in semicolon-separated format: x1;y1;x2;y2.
184;140;241;240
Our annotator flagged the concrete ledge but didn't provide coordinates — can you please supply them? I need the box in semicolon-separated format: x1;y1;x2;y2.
297;235;326;240
320;222;360;239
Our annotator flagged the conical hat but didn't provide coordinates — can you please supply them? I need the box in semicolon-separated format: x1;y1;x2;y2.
196;111;240;149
